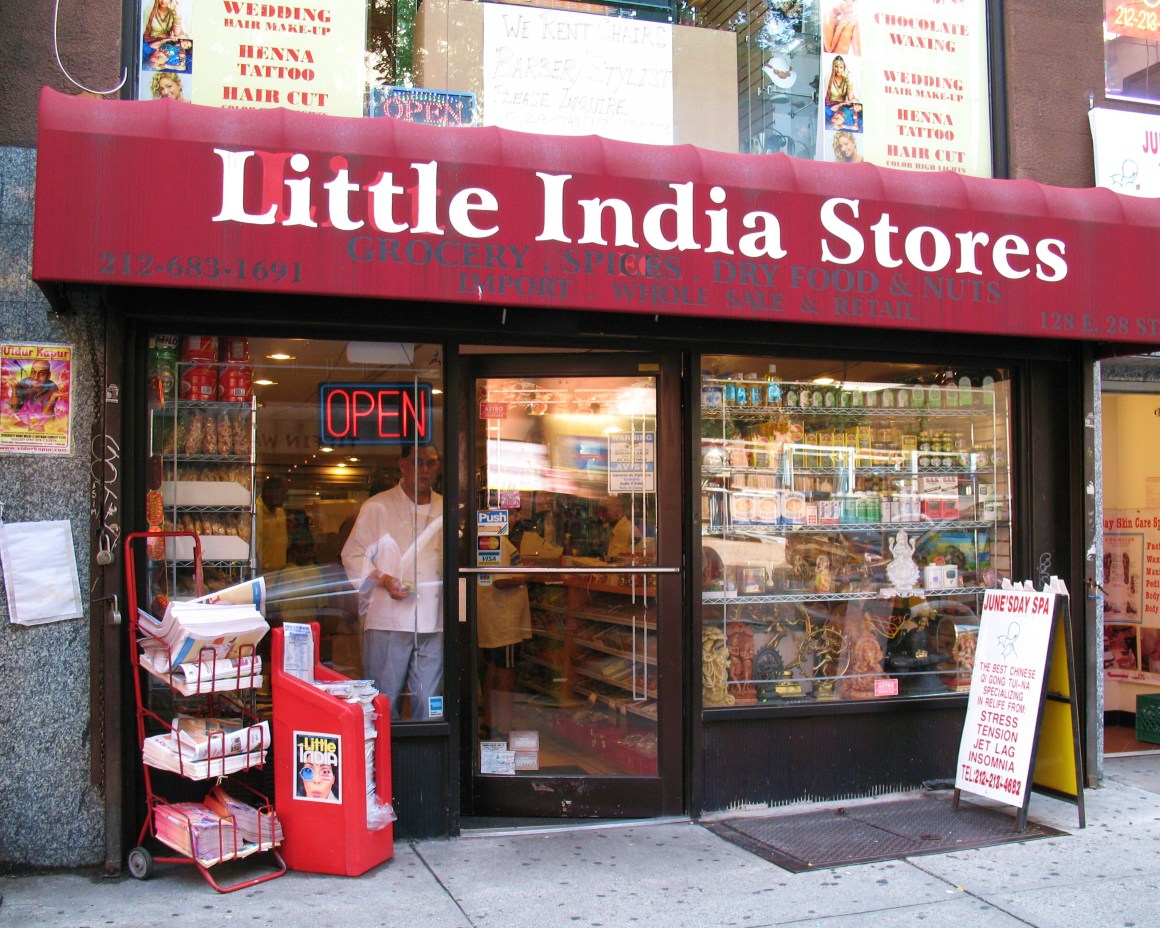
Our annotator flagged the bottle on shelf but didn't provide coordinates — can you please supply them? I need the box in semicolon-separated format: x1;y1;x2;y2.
765;365;782;407
981;374;996;406
945;375;960;408
958;375;973;406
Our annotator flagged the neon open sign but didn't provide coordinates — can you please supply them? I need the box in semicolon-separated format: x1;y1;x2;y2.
319;382;433;445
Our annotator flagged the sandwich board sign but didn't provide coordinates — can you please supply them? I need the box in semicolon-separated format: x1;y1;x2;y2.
954;579;1084;829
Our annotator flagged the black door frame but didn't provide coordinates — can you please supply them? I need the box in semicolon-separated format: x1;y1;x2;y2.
456;349;685;820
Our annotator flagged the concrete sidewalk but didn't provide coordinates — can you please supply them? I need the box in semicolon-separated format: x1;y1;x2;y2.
3;754;1158;928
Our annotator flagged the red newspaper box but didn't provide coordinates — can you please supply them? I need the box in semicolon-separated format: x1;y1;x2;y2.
271;624;394;876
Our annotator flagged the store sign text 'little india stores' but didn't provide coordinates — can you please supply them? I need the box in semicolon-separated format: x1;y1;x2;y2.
215;149;1067;286
30;80;1160;347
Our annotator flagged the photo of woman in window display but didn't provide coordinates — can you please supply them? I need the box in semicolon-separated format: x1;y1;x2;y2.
824;55;859;123
150;71;190;102
140;0;192;100
830;129;864;163
143;36;193;73
143;0;186;42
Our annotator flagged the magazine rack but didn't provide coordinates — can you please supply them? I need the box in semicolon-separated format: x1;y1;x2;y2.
271;623;394;876
124;530;286;893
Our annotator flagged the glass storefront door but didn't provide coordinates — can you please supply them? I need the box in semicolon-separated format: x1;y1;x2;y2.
462;353;683;819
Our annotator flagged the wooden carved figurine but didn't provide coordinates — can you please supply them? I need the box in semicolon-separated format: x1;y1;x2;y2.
839;622;885;700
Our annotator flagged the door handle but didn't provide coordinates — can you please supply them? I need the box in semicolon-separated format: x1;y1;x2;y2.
457;566;681;575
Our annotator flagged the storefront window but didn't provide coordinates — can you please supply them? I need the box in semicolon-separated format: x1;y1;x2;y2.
143;335;444;723
699;355;1011;707
1103;1;1160;105
133;0;993;173
735;1;993;173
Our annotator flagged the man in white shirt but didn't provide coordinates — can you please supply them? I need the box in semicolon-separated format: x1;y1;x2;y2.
341;445;443;721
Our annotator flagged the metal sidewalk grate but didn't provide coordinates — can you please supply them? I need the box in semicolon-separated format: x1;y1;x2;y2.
703;790;1068;872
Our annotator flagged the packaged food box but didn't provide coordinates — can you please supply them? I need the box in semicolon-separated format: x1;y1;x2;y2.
781;491;807;524
755;493;781;524
730;493;757;525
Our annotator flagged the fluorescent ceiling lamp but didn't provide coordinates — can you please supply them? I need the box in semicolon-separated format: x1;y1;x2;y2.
346;342;415;365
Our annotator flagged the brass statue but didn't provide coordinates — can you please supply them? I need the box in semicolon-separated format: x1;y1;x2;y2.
702;626;735;707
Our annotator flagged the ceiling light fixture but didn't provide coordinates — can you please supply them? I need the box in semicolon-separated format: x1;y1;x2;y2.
254;378;277;386
266;353;296;361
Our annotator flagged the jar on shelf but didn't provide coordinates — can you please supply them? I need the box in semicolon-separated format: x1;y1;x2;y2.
701;377;723;408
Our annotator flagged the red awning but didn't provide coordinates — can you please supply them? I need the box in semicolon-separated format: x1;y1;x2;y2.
32;87;1160;343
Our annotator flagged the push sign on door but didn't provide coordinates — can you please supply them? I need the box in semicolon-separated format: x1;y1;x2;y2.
477;509;509;535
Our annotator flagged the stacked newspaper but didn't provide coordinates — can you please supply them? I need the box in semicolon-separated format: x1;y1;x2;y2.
143;718;270;779
279;622;394;829
136;579;269;691
312;679;380;737
308;677;395;830
138;650;263;695
205;784;283;848
152;802;241;866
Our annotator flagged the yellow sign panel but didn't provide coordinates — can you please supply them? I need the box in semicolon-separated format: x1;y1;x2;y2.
193;1;368;116
1031;601;1083;801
